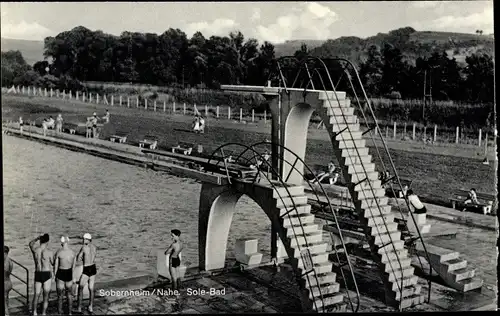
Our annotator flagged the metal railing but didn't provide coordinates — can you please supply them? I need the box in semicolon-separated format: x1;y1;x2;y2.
9;258;30;309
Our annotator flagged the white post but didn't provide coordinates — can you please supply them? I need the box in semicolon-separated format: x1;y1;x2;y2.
163;101;166;112
205;105;208;117
455;127;459;144
44;88;48;97
136;97;139;108
82;93;86;103
56;89;59;98
76;91;79;100
119;95;122;106
393;122;397;139
194;103;197;115
173;102;176;113
240;108;243;122
433;125;437;143
22;86;26;94
264;110;267;124
412;123;416;140
252;109;255;122
403;123;407;138
96;94;99;104
89;93;92;103
484;132;488;156
69;90;72;99
228;107;231;120
62;90;66;99
423;126;427;140
216;106;219;118
145;99;148;110
478;129;482;147
385;126;389;139
50;88;53;97
374;126;378;135
183;103;186;115
154;100;157;112
127;97;130;108
111;95;114;106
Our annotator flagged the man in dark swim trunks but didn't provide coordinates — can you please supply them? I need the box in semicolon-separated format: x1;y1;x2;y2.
29;234;54;316
77;233;97;313
54;236;75;315
165;229;183;291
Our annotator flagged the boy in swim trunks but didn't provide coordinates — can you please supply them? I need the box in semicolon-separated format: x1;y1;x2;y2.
76;233;97;313
19;116;24;133
165;229;183;291
29;234;54;316
54;236;75;315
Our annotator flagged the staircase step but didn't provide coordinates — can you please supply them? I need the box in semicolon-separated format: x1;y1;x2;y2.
329;114;358;125
334;130;363;141
331;122;360;133
336;138;366;149
312;293;344;310
441;258;468;273
390;275;418;291
353;188;386;200
373;231;402;245
357;197;389;210
397;293;426;309
347;162;376;174
363;211;394;225
342;154;373;167
368;220;399;235
379;248;409;263
298;262;333;275
308;282;341;299
455;277;483;292
286;223;319;236
272;184;305;198
415;243;460;263
341;146;369;157
325;106;355;117
279;204;312;216
449;267;476;282
349;170;380;183
377;240;405;254
383;257;412;273
318;91;347;100
281;213;315;227
275;195;309;208
290;242;329;256
288;231;323;247
392;284;422;301
294;252;330;269
302;271;337;287
386;266;415;282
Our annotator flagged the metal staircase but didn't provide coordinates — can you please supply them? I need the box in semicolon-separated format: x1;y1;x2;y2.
271;56;435;310
208;143;361;312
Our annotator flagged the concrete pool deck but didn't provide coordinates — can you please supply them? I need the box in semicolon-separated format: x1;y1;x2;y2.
3;124;497;313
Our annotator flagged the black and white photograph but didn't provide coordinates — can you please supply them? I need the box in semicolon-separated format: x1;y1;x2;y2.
1;1;497;314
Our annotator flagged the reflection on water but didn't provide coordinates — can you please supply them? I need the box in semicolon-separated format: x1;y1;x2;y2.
3;135;272;284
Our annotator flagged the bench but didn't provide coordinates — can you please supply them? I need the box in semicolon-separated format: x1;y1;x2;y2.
63;123;79;135
110;131;128;143
172;142;194;155
450;189;496;215
139;134;158;150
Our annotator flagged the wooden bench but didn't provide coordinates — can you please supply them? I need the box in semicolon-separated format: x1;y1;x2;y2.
450;189;496;215
110;131;128;143
139;134;158;150
172;142;194;155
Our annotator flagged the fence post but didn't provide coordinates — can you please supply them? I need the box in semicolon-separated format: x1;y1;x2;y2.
478;129;482;147
455;127;459;144
28;86;31;95
183;103;186;115
82;93;86;103
45;88;48;97
96;94;99;104
76;91;79;100
172;101;176;113
252;109;255;122
136;97;139;108
119;95;122;106
89;93;92;103
127;97;130;108
393;122;397;139
163;101;166;112
205;105;208;117
385;126;389;139
111;95;114;106
412;123;416;140
240;108;243;122
194;103;197;115
22;86;25;94
56;89;60;98
50;88;53;97
433;125;437;143
145;99;148;110
403;123;407;138
423;126;427;141
154;100;157;112
264;110;267;124
69;90;72;99
216;106;219;118
228;107;231;120
484;132;488;155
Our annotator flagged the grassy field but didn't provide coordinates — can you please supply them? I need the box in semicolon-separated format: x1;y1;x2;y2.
2;94;496;208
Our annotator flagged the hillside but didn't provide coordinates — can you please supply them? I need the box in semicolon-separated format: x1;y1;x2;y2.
273;39;326;57
1;38;45;66
309;27;495;66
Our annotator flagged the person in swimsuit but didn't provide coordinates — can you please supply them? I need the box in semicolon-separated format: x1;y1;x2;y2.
192;116;200;133
407;189;427;214
4;246;14;316
102;110;110;124
91;114;98;138
56;114;63;133
314;161;336;184
29;234;54;316
19;116;24;133
199;116;206;134
54;236;75;315
76;233;97;313
165;229;183;291
85;118;92;138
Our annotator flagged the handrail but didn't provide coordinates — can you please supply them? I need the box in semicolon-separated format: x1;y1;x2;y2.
10;258;30;309
274;56;405;310
207;143;325;312
249;141;361;313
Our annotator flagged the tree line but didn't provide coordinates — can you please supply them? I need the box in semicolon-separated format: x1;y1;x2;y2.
1;25;494;106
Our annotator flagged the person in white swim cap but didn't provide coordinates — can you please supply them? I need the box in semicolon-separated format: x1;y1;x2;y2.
77;233;97;313
54;236;75;315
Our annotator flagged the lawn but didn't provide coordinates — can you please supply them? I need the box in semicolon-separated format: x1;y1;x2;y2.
2;95;496;208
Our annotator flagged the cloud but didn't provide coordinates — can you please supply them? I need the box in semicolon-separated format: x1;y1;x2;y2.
412;1;442;9
414;7;494;33
253;2;339;43
250;8;261;22
185;18;239;38
1;20;53;40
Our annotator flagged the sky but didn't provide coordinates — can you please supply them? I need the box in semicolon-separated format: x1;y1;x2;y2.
0;1;494;43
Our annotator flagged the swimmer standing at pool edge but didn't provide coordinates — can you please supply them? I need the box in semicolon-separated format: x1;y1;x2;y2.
165;229;183;291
